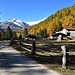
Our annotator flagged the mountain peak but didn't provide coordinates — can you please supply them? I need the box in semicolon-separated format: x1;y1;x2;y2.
8;18;23;22
6;18;29;27
8;18;16;21
0;18;29;30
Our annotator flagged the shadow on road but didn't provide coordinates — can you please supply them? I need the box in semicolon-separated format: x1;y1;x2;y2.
0;40;52;75
0;40;11;50
0;51;52;75
0;52;38;68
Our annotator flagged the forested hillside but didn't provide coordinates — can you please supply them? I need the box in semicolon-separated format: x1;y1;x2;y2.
28;4;75;35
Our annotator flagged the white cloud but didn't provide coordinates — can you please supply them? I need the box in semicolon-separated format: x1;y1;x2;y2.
26;18;46;26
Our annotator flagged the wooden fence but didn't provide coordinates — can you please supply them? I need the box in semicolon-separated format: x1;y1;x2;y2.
18;40;36;55
11;39;71;69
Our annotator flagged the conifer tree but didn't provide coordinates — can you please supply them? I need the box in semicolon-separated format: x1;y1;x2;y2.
39;29;44;37
19;34;22;40
56;21;63;31
1;30;5;40
39;29;47;38
23;28;28;38
12;31;18;40
5;26;13;40
0;32;1;40
43;28;47;38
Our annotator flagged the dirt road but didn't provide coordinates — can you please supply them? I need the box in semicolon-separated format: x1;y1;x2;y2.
0;41;61;75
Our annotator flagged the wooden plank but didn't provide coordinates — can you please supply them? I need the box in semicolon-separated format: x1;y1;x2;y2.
21;42;32;46
20;46;31;52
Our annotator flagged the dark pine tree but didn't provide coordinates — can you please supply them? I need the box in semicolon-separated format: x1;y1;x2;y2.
43;28;47;38
39;29;44;38
5;26;13;40
1;30;5;40
23;28;28;38
12;31;18;40
19;34;22;40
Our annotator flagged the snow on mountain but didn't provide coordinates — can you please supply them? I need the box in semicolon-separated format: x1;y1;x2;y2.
0;18;29;30
0;18;46;31
26;18;46;26
6;18;29;27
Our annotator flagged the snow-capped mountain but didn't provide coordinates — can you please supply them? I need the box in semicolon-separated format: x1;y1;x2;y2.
0;18;29;30
6;18;29;27
0;18;46;31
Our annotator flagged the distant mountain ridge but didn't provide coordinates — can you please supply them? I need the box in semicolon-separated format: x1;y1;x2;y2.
0;18;29;30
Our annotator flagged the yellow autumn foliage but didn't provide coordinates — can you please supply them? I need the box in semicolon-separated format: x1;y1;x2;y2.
27;4;75;35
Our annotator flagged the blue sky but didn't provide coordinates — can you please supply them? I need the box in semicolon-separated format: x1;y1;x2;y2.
0;0;75;22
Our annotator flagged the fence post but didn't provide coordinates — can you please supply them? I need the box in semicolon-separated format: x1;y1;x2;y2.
31;41;36;55
10;39;14;45
61;45;69;69
19;40;21;48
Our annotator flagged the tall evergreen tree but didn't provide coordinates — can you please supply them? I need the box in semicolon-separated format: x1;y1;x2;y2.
23;28;28;38
1;30;5;40
19;34;22;40
0;32;1;40
12;31;18;40
5;26;13;40
39;29;47;38
43;28;47;38
39;29;44;37
56;21;63;31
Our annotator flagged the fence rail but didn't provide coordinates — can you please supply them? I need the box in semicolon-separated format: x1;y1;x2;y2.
11;39;74;69
21;42;32;46
17;40;36;55
20;46;31;52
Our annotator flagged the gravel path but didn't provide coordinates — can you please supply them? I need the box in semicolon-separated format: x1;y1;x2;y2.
0;41;61;75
